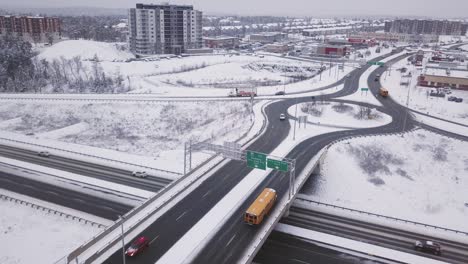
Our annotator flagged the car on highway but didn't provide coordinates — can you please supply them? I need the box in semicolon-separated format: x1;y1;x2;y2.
275;91;286;96
132;171;148;178
414;240;441;255
125;236;149;257
374;74;380;82
37;151;50;157
279;113;286;120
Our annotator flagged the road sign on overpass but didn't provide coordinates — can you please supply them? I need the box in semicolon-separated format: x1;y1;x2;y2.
247;151;267;170
368;61;385;66
267;158;288;172
361;88;369;91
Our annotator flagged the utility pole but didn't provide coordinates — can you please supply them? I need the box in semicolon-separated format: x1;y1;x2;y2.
402;71;412;134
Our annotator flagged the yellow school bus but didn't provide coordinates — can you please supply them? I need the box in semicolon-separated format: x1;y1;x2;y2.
380;87;389;97
244;188;277;225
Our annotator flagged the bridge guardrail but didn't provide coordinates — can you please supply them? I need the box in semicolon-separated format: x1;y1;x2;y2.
0;194;106;228
295;198;468;237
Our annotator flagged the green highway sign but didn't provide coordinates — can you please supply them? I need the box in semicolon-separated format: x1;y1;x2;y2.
361;88;369;91
267;158;289;172
368;61;385;66
247;151;267;170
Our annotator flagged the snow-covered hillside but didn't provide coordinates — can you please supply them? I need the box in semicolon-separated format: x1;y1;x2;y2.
301;129;468;231
38;40;134;61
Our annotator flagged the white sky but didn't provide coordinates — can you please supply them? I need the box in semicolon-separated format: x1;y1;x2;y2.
1;0;468;17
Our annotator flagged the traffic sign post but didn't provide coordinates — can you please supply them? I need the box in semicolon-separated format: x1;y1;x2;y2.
267;158;288;172
246;151;267;170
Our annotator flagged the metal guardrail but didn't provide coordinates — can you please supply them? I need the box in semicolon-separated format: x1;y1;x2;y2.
0;194;106;228
0;136;181;178
295;198;468;237
60;99;272;263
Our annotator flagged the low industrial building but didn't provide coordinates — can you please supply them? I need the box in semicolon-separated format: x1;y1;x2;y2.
315;44;348;57
203;36;239;49
418;68;468;90
264;43;292;53
349;32;439;43
249;32;286;44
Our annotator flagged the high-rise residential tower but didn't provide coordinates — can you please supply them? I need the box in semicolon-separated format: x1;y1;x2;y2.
128;3;202;55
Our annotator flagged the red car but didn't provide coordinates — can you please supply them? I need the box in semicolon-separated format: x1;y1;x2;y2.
125;236;149;257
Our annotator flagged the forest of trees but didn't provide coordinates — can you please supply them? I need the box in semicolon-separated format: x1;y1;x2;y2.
60;16;127;42
0;35;129;93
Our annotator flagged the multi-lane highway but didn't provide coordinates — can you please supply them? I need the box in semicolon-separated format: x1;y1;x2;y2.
0;143;172;191
254;231;390;264
0;170;131;220
274;206;468;264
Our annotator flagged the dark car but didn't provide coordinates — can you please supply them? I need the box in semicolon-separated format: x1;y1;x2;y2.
275;91;286;96
448;96;457;101
125;236;149;257
37;151;50;157
455;97;463;103
414;240;441;255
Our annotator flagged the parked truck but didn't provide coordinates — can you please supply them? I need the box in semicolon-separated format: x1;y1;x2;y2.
229;88;257;97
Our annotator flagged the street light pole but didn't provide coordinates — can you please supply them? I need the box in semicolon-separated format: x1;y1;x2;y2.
119;216;126;264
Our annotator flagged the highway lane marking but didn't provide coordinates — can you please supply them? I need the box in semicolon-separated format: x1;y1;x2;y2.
202;190;211;198
225;234;236;248
150;235;159;245
291;259;309;264
176;211;188;221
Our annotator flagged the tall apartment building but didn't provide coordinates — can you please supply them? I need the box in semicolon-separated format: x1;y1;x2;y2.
0;15;61;43
128;3;202;55
385;19;467;36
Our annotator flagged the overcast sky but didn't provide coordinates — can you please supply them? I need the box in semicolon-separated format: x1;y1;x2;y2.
2;0;468;17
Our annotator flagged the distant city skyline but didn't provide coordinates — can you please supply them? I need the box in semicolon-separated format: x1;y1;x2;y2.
1;0;468;18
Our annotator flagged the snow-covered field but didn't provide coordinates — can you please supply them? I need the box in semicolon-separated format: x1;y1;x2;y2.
0;190;104;264
38;40;134;62
289;101;392;128
380;56;468;126
301;129;468;231
36;40;360;96
0;100;255;174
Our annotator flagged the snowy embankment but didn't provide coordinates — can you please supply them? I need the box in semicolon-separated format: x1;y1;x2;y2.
0;189;105;264
0;100;257;176
156;103;389;263
379;55;468;128
38;40;134;62
301;129;468;231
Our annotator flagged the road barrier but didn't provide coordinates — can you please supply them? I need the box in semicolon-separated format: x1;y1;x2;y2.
0;194;106;228
294;198;468;237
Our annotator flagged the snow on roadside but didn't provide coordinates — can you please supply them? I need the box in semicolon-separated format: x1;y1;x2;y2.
288;101;392;129
301;129;468;231
0;100;257;176
0;189;104;264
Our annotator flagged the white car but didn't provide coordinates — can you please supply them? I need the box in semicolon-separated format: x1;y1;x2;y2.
132;171;148;178
279;113;286;120
37;151;50;157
